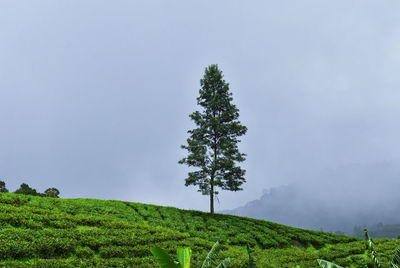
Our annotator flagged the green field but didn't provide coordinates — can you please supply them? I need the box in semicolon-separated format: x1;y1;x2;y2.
0;193;399;267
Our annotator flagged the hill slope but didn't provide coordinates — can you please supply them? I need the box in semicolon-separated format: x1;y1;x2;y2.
222;163;400;235
0;193;399;267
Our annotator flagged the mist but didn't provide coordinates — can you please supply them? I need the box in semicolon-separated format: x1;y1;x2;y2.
222;161;400;234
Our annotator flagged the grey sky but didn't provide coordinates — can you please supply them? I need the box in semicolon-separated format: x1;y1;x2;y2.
1;1;400;212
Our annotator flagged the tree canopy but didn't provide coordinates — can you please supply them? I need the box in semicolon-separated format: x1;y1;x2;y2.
179;64;247;215
14;183;39;196
0;180;8;193
44;188;60;198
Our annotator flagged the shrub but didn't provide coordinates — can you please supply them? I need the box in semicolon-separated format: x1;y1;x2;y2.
75;246;95;258
33;237;77;258
99;246;129;258
0;240;34;259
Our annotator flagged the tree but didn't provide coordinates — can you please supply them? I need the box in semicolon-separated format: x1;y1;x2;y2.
14;183;38;196
179;64;247;216
44;187;60;198
0;180;8;193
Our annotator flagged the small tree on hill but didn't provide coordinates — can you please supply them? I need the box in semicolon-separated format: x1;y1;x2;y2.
15;183;38;196
0;180;8;193
44;188;60;198
179;64;247;216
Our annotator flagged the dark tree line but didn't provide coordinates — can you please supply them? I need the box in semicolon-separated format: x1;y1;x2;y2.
0;180;60;198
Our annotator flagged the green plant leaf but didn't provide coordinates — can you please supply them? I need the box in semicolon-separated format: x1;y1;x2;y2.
247;243;258;268
216;257;230;268
317;259;343;268
150;247;180;268
391;246;400;268
364;228;382;268
177;248;192;268
201;241;220;268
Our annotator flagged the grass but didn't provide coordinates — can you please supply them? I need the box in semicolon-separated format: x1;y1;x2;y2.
0;193;399;267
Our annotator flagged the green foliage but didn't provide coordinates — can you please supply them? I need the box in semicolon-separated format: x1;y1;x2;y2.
247;243;258;268
179;64;247;215
151;242;229;268
216;258;230;268
310;229;400;268
14;183;39;196
201;241;221;268
44;187;60;198
365;228;382;267
317;259;343;268
2;193;399;267
177;248;192;268
150;247;193;268
1;180;60;197
75;246;94;258
151;247;181;268
0;180;8;193
390;246;400;268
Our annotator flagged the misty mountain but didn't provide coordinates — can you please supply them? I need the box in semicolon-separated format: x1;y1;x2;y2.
221;162;400;235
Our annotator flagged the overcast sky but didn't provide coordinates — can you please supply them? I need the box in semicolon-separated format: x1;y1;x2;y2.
1;1;400;211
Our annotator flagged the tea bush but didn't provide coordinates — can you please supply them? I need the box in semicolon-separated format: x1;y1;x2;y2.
1;192;399;267
75;246;94;258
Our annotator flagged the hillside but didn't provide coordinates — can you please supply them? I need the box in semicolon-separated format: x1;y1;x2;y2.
1;193;399;267
354;223;400;239
222;163;400;236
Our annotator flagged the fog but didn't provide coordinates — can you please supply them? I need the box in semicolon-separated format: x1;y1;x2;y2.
222;162;400;234
1;0;400;225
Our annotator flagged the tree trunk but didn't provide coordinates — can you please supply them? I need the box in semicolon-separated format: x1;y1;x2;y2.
210;174;214;216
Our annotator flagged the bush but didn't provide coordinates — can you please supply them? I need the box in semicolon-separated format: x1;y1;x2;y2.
99;246;129;258
75;246;94;258
0;193;375;267
33;237;77;258
0;240;34;259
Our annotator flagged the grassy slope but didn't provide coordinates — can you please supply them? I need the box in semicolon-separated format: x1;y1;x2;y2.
0;193;399;267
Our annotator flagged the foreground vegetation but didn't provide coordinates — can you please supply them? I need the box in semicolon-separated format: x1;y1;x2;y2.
1;193;399;267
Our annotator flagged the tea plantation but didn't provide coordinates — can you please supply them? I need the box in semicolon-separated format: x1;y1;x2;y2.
1;193;399;267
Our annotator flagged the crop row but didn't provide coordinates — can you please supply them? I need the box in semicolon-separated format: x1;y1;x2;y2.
0;193;357;250
2;239;400;267
0;193;383;267
0;224;215;262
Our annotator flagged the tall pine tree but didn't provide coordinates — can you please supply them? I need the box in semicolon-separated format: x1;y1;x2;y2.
179;64;247;216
